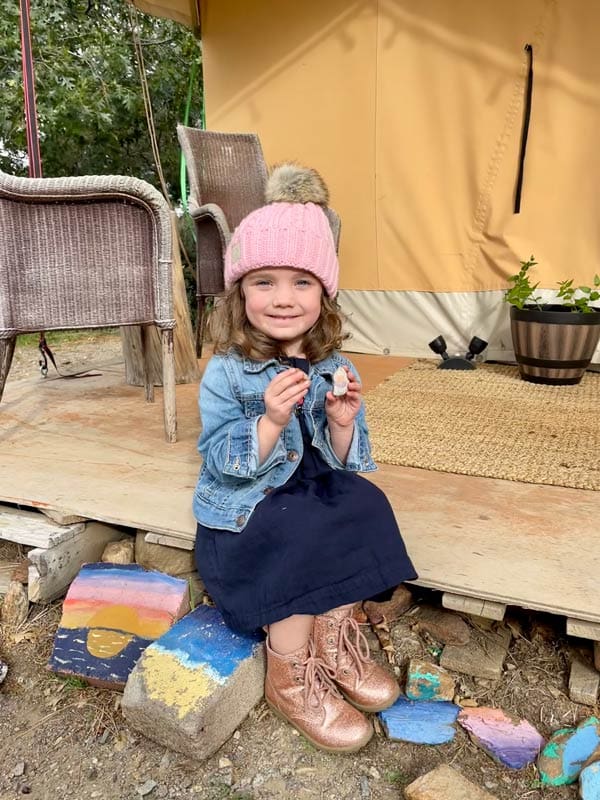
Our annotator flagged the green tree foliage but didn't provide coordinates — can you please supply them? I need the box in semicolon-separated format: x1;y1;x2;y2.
0;0;202;197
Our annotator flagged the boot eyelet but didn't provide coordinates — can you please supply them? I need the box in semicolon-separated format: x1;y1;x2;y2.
295;676;302;683
342;668;350;675
292;662;299;668
327;637;335;645
327;621;335;629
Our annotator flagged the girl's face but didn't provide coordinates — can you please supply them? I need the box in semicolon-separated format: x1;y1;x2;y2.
241;267;323;356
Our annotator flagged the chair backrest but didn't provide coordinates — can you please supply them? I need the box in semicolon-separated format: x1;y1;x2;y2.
0;170;173;336
177;126;268;229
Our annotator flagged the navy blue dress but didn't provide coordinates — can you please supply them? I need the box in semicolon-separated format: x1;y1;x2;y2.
195;358;417;633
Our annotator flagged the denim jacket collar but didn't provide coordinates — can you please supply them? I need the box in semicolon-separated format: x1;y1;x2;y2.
240;351;341;376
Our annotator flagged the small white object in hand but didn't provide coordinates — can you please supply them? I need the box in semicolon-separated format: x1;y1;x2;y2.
332;366;349;396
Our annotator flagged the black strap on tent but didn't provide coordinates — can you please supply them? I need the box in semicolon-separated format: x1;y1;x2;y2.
514;44;533;214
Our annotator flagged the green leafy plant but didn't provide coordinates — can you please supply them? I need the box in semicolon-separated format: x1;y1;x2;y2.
504;255;600;313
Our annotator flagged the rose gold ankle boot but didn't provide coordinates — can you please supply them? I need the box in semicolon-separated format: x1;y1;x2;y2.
264;637;373;753
313;607;400;712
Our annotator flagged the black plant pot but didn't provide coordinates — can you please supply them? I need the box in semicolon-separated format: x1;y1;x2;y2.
510;304;600;385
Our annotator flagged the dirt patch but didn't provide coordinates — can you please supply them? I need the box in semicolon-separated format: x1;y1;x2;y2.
0;583;590;800
8;331;123;383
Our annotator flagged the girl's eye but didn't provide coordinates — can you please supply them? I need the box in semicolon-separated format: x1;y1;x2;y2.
255;279;272;286
296;279;312;287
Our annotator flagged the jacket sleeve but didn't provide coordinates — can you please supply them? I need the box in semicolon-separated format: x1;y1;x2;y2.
319;356;377;473
198;358;286;481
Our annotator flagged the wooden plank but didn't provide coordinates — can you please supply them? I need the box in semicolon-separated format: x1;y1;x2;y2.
0;506;85;548
442;593;506;621
27;522;123;603
1;358;599;624
566;618;600;641
144;532;195;551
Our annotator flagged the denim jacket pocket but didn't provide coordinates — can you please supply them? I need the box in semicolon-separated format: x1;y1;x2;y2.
241;394;266;418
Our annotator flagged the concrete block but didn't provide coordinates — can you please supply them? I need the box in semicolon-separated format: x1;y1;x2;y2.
27;521;124;603
379;696;459;745
135;530;195;575
440;625;511;680
538;717;600;786
458;707;544;769
405;659;455;702
122;604;265;760
569;659;600;706
404;764;498;800
48;563;189;688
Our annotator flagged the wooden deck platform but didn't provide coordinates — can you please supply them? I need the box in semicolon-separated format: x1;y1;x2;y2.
1;351;598;628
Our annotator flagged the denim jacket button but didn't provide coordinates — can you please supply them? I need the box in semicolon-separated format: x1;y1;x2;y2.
287;450;299;462
235;514;246;527
263;486;273;495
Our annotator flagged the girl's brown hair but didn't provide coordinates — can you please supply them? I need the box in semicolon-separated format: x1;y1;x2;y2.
209;281;349;362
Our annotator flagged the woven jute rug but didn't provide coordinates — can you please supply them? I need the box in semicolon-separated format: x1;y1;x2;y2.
364;362;600;491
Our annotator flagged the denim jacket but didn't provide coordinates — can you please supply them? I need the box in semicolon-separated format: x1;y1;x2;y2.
192;350;377;533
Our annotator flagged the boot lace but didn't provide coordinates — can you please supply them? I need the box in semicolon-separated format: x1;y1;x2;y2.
338;615;371;681
299;640;341;711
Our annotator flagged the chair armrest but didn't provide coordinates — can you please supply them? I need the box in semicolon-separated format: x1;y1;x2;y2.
189;202;232;250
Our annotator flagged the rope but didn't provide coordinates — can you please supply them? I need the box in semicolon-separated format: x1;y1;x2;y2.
19;0;42;177
127;4;171;204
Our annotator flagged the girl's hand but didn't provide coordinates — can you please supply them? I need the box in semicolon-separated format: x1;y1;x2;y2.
264;368;310;427
325;367;362;428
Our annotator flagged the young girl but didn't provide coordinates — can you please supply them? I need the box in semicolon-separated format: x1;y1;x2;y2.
193;164;417;753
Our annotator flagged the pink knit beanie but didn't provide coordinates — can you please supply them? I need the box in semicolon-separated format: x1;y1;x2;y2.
224;163;339;297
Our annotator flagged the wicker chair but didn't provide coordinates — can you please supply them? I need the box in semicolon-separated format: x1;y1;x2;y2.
0;170;177;442
177;126;342;356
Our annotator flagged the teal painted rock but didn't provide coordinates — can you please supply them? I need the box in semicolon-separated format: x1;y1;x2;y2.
405;659;455;702
379;696;460;744
458;706;544;769
580;762;600;799
122;605;265;760
538;717;600;786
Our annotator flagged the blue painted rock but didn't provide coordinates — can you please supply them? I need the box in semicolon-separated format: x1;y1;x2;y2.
580;762;600;799
379;695;459;745
48;563;189;688
458;706;544;769
122;604;265;760
538;717;600;786
406;659;455;702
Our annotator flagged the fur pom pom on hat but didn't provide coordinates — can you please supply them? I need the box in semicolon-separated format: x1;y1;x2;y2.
265;163;329;205
224;162;339;297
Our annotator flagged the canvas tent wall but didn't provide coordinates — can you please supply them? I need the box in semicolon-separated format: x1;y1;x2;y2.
135;0;600;361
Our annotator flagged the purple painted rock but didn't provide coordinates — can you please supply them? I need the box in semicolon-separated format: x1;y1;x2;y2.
406;659;455;702
458;707;544;769
538;717;600;786
580;761;600;799
379;696;459;745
